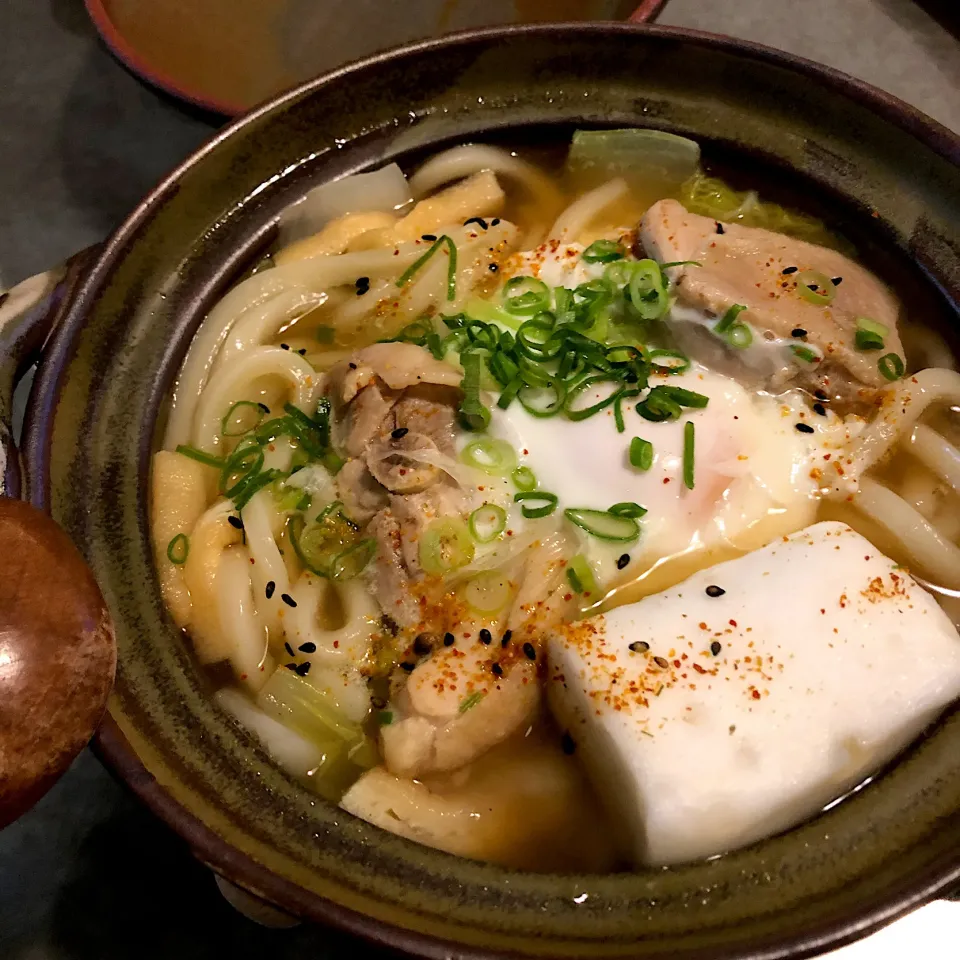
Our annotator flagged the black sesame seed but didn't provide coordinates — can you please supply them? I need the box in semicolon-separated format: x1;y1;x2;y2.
391;427;409;440
265;580;276;599
295;661;312;677
831;276;843;285
491;662;503;676
617;553;630;570
807;283;819;292
501;630;513;647
258;402;270;414
348;362;357;370
710;641;722;656
705;584;726;598
464;217;488;230
400;661;416;672
561;731;576;755
491;218;501;226
285;662;298;671
653;656;670;669
523;642;537;661
796;422;815;434
281;593;298;607
715;221;725;235
280;343;290;350
284;642;294;657
488;263;499;273
479;628;492;645
791;328;807;338
228;515;244;529
298;642;317;654
814;389;829;401
782;265;798;275
298;348;307;356
629;640;650;653
413;633;433;655
813;402;827;416
355;276;370;288
421;234;437;242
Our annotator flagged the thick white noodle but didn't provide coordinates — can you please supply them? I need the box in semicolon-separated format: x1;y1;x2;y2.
409;144;562;209
827;368;960;496
853;477;960;589
217;546;274;691
242;489;292;641
909;424;960;492
898;466;940;521
547;178;629;243
286;574;379;665
192;347;318;454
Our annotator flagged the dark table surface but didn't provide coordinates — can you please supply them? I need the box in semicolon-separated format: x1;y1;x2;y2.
1;2;958;958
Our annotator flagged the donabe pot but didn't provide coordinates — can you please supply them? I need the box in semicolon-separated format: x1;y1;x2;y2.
16;23;960;960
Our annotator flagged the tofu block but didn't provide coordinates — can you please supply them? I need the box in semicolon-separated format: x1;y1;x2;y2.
547;521;960;865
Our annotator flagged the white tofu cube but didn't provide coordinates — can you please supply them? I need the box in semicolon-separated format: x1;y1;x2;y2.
547;521;960;865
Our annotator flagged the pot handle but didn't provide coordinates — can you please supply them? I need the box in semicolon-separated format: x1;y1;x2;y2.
0;249;117;830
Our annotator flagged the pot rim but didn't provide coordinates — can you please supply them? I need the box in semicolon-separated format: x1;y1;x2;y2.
28;21;960;958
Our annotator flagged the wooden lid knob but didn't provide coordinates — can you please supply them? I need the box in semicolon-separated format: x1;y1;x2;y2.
0;499;115;827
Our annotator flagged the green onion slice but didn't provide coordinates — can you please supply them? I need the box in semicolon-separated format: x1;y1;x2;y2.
330;539;376;581
791;344;821;364
649;349;690;374
683;421;695;490
397;235;458;301
795;269;836;306
463;572;512;614
469;503;507;543
513;491;559;519
582;239;625;263
609;501;648;519
564;508;640;543
419;517;476;576
175;445;226;469
564;376;621;421
567;554;600;597
166;533;189;564
458;351;491;431
857;316;890;337
714;303;747;335
458;691;486;713
460;438;518;476
511;465;537;491
855;330;885;351
879;353;905;381
662;385;710;409
517;315;563;362
628;259;669;321
724;322;753;349
629;437;654;471
221;400;267;438
503;276;551;316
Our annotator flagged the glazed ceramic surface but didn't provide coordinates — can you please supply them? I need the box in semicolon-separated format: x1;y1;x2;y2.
21;24;960;959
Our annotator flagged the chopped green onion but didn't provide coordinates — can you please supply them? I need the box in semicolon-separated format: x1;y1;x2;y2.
791;344;821;364
724;322;753;349
879;353;905;381
469;503;507;543
609;501;648;519
628;259;669;321
315;325;336;344
419;517;476;576
175;444;226;469
605;345;641;365
563;375;621;421
511;465;537;491
683;421;695;490
582;239;625;263
649;349;690;374
397;235;457;301
714;303;747;335
497;377;523;411
629;437;654;471
463;572;512;614
659;260;702;269
855;329;885;351
566;553;600;597
377;711;394;725
503;276;551;316
795;269;835;306
330;538;376;581
458;351;491;431
857;316;890;337
166;533;189;564
603;261;635;288
221;400;267;438
460;438;517;476
636;390;681;422
564;508;640;543
662;385;710;409
459;691;486;713
513;491;559;519
517;315;563;361
614;392;626;433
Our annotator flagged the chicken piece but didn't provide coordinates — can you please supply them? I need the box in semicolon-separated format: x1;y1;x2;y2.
388;384;460;455
640;199;903;394
335;457;388;524
331;378;400;458
365;432;444;494
366;509;420;628
382;649;539;777
328;342;462;397
387;486;470;577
